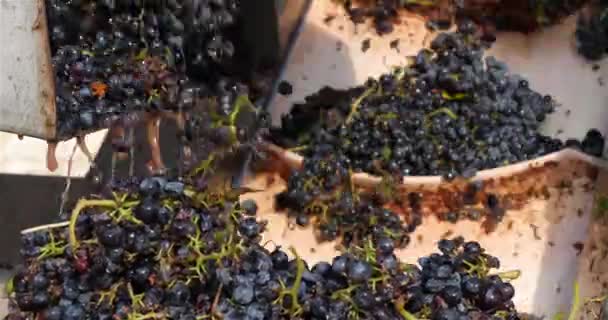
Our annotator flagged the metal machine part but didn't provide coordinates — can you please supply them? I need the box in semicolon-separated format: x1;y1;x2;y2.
0;0;310;265
0;0;56;140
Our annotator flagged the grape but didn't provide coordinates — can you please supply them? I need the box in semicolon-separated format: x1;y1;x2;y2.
45;0;269;176
272;24;603;183
6;176;522;319
341;0;587;35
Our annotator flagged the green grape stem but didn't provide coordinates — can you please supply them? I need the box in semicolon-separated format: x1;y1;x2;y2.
401;0;436;7
69;199;117;252
69;193;141;254
190;153;217;178
462;257;490;278
229;95;255;127
425;107;458;121
97;282;122;306
5;276;13;296
346;85;377;124
494;269;521;282
331;285;360;300
127;312;167;320
38;232;68;260
128;283;145;309
274;247;304;316
567;282;580;320
395;297;418;320
189;234;244;278
287;145;309;153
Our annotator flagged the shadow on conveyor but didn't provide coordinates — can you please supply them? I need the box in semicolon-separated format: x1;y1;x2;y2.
0;173;94;266
0;122;176;266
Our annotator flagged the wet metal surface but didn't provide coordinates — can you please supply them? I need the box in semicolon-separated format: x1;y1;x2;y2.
0;0;56;140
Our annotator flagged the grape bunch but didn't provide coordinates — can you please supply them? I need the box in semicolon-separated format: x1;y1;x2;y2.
46;0;247;140
275;153;414;248
273;145;525;245
342;0;587;35
575;0;608;60
272;22;605;180
5;172;522;319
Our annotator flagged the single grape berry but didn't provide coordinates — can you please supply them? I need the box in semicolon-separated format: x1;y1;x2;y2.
347;260;372;283
277;81;293;96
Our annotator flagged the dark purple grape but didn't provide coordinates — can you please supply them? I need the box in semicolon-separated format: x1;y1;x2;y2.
97;226;124;248
347;260;372;283
332;256;349;275
31;273;50;290
277;81;293;96
482;285;503;309
441;286;462;306
240;199;258;216
463;277;482;295
499;282;515;301
135;198;159;224
239;218;262;238
271;249;289;269
44;306;63;320
376;237;394;255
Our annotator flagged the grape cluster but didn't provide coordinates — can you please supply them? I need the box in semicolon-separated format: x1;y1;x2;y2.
276;154;413;248
272;23;604;179
5;173;521;319
342;0;587;34
46;0;245;139
575;0;608;60
7;177;265;320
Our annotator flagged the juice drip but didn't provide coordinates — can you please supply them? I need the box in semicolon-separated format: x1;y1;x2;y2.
59;143;78;216
128;128;135;176
76;135;95;167
146;113;165;174
178;113;193;162
109;126;125;180
111;125;129;161
46;142;58;172
166;110;193;174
